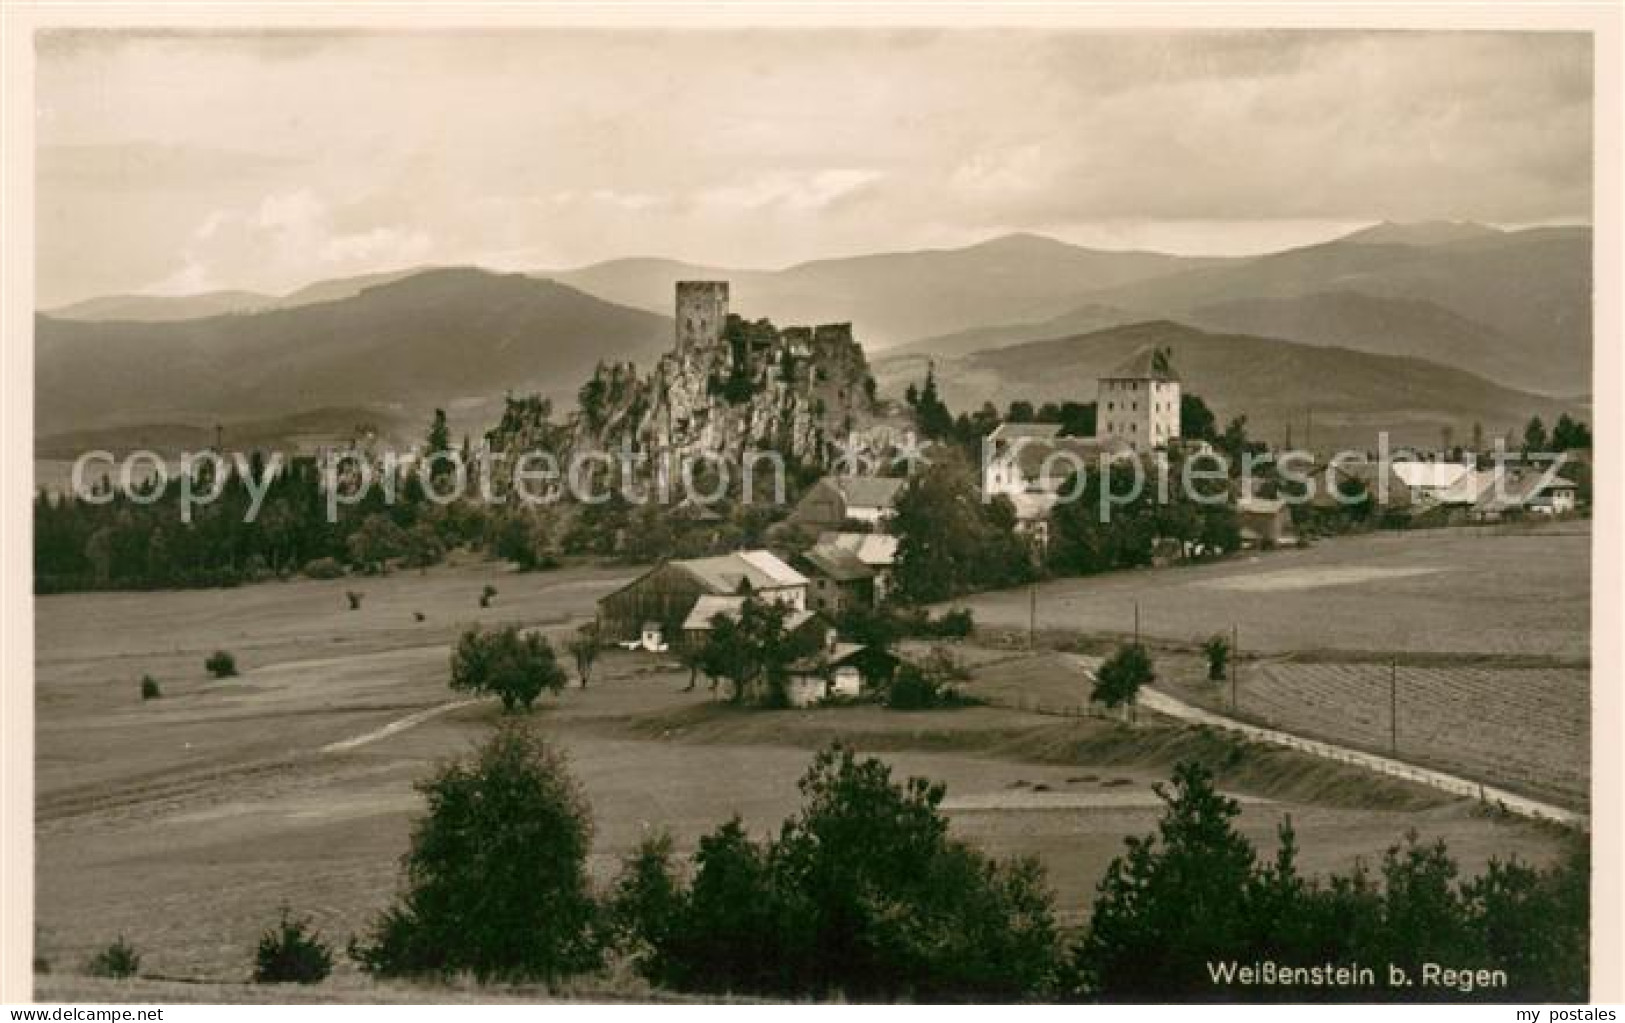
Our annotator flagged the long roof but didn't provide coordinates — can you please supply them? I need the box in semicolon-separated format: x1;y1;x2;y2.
832;475;907;510
816;531;899;567
801;545;875;583
676;549;808;595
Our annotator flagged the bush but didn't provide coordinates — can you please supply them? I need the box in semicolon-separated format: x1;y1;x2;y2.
140;675;161;700
303;557;345;580
205;650;238;678
346;590;364;610
1072;761;1590;1001
884;664;937;709
351;722;601;983
1203;634;1230;682
449;626;569;712
85;937;140;979
615;743;1064;999
479;584;498;608
1092;643;1152;709
254;908;334;984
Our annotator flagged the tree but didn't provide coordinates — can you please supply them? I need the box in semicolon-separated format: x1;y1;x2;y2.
567;624;600;689
449;626;568;712
617;744;1065;999
1093;643;1153;709
1522;416;1549;455
1550;414;1592;452
254;908;334;984
693;597;801;705
891;458;1034;603
206;650;238;678
85;937;140;979
1180;393;1219;443
1203;633;1230;682
1074;761;1259;999
401;522;445;572
352;723;601;982
347;513;407;575
424;408;453;484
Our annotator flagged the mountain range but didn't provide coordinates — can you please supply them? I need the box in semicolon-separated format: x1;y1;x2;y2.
874;320;1585;451
36;222;1591;454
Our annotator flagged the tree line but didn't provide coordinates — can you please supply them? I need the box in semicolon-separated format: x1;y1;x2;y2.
341;724;1586;1002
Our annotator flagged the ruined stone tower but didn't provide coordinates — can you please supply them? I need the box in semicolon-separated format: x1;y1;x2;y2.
675;281;729;353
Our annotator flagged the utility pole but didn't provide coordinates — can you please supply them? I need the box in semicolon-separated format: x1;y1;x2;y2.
1230;623;1239;712
1389;659;1400;754
1028;583;1036;650
1133;601;1140;645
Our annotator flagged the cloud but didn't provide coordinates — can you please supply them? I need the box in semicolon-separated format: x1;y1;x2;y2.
149;189;433;295
35;28;1593;304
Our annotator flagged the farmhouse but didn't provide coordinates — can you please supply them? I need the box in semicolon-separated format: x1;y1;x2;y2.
814;531;898;601
785;642;902;707
596;549;808;644
680;594;829;651
1471;466;1580;520
789;475;906;530
799;544;880;614
1095;345;1181;452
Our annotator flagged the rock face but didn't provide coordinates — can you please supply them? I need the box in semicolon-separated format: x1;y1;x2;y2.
486;282;883;492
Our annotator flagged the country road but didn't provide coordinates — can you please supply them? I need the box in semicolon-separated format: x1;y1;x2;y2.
1063;655;1586;828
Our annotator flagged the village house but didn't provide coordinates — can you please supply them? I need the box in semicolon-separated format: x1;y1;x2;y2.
798;543;879;615
679;593;829;652
1234;496;1296;548
788;475;907;531
596;549;808;645
816;531;899;601
784;641;903;707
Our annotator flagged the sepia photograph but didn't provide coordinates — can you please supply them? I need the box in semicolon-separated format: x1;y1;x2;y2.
3;4;1620;1009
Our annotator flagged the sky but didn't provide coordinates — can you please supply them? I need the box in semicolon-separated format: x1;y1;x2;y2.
35;28;1593;307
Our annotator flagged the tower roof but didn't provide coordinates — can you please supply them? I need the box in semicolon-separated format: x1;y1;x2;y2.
1102;345;1179;382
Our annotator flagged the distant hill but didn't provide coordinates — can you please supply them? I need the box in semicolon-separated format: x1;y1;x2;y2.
551;233;1221;347
1337;220;1505;247
35;406;416;460
36;268;673;437
876;320;1584;450
926;227;1591;396
45;289;278;323
1181;291;1560;395
42;267;441;323
886;302;1140;360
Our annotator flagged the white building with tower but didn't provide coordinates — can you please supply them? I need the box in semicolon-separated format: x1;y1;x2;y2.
1095;346;1181;452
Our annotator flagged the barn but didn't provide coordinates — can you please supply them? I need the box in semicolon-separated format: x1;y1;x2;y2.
595;549;808;644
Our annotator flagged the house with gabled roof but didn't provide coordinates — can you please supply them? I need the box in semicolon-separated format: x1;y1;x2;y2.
788;475;907;530
595;549;808;644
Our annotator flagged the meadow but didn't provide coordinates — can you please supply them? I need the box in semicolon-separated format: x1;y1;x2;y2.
32;531;1586;996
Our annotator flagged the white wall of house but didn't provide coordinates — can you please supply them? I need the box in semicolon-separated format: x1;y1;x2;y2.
1096;377;1180;452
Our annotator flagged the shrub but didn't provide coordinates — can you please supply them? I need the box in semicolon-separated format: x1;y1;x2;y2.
140;675;161;700
616;743;1064;999
85;936;140;979
351;722;601;983
1203;634;1230;682
449;626;568;713
479;584;498;608
254;908;334;984
205;650;238;678
303;557;345;580
1092;643;1152;709
345;590;364;610
885;664;940;710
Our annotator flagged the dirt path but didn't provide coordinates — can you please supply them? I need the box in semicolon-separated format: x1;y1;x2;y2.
319;698;482;754
1062;655;1586;828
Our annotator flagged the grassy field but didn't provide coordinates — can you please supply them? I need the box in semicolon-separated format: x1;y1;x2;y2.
32;545;1580;999
1163;661;1590;810
950;523;1590;660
